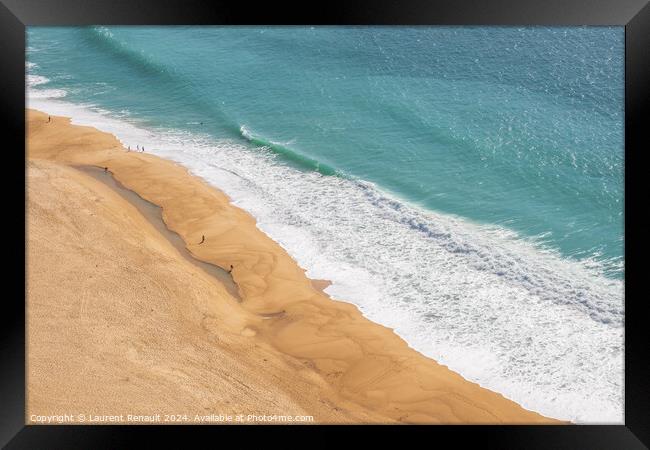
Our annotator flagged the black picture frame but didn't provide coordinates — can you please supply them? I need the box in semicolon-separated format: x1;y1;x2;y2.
2;0;648;448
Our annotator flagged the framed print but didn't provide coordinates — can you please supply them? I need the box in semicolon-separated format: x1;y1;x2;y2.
1;0;648;448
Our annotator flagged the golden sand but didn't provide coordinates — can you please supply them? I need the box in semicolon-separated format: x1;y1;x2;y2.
26;109;559;424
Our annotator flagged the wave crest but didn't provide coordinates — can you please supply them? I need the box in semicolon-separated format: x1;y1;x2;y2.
239;125;340;176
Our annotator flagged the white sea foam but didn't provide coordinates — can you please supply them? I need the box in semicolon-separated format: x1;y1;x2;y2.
27;92;624;424
27;74;49;87
240;124;253;140
26;74;68;99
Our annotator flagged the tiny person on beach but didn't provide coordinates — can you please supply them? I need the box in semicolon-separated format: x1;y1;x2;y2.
228;265;234;274
47;116;51;123
104;167;108;173
198;235;205;245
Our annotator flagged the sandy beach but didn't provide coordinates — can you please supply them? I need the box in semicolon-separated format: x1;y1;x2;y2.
26;108;559;424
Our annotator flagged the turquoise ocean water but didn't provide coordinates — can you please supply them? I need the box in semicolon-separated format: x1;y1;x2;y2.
27;26;624;423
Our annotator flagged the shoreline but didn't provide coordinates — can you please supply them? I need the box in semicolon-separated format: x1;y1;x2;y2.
27;108;560;424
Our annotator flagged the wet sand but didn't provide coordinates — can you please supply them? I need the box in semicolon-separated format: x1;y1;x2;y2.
77;165;241;300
